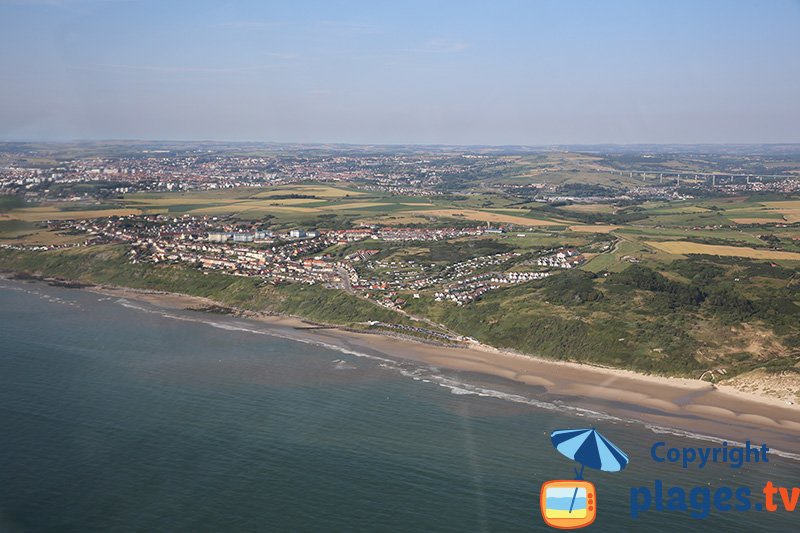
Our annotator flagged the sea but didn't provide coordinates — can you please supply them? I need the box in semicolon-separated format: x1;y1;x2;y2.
1;278;799;532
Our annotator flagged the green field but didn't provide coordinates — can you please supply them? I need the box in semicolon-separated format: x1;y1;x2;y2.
1;183;572;231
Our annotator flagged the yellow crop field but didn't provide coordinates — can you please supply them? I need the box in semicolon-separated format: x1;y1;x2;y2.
7;207;143;221
252;185;364;198
234;199;326;209
258;198;327;206
762;200;800;208
192;204;320;215
296;185;365;197
647;206;710;214
322;202;390;210
730;218;784;225
122;198;225;206
0;229;86;245
645;241;800;260
484;208;539;213
568;225;620;233
759;201;800;223
357;214;432;225
404;209;556;226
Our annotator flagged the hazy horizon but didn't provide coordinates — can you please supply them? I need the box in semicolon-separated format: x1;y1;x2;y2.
2;0;799;145
4;139;800;150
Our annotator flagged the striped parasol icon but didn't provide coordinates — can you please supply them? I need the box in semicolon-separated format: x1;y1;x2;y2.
550;428;629;515
551;428;629;475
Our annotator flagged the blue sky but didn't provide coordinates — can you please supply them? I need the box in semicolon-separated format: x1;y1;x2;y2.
1;0;799;144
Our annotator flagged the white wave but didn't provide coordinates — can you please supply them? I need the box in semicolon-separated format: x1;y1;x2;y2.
432;375;623;421
0;283;81;309
110;296;399;367
447;386;477;396
104;292;800;462
333;359;357;370
114;298;152;312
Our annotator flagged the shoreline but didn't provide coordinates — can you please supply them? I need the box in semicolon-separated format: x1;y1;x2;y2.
5;272;800;453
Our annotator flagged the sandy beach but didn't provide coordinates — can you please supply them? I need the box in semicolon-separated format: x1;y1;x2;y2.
308;327;800;452
77;282;800;454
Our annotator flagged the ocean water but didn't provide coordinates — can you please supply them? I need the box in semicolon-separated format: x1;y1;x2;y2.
1;279;799;532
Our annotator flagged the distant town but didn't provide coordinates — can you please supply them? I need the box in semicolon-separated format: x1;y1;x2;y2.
3;142;800;204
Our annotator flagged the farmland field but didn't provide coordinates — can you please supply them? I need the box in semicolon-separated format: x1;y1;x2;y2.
730;217;786;224
645;240;800;261
322;202;391;210
251;185;366;198
4;207;143;221
559;203;617;213
401;209;559;226
568;225;619;233
760;201;800;223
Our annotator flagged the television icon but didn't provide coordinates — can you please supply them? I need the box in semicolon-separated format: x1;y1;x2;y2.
540;480;596;529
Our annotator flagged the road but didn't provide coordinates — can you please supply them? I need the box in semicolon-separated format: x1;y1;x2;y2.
335;265;353;293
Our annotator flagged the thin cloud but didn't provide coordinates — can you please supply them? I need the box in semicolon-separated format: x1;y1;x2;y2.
316;20;380;34
263;52;300;60
398;38;470;54
213;20;377;34
215;20;289;30
67;63;279;74
0;0;137;5
427;38;469;53
317;37;470;62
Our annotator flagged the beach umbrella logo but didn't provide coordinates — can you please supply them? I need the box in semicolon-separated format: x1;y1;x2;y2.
540;428;629;529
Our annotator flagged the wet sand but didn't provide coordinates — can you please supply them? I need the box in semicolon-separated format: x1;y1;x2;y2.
91;284;800;453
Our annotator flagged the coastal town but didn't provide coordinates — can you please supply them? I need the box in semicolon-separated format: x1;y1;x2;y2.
3;144;798;325
1;212;586;310
3;145;798;393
